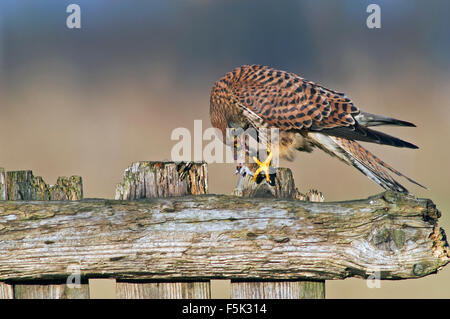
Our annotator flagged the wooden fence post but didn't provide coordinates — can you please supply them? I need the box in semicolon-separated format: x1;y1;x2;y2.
116;282;210;299
0;169;6;201
13;284;89;299
0;282;13;299
232;164;325;299
0;168;84;299
115;161;207;200
2;170;82;201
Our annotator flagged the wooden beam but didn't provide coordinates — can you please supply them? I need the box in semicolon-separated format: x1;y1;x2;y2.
0;191;447;281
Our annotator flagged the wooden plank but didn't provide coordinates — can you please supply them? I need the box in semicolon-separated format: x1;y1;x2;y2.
0;169;6;200
89;279;116;299
0;282;13;299
115;161;208;199
0;192;447;281
298;281;325;299
230;281;325;299
116;282;210;299
14;284;89;299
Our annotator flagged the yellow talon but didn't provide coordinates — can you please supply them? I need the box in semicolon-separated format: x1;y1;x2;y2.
252;149;273;183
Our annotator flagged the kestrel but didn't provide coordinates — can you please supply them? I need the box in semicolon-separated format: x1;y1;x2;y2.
210;65;425;193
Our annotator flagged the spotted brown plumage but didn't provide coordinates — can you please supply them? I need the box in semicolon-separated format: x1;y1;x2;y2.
210;65;425;193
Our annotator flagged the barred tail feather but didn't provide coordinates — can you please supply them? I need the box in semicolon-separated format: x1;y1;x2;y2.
354;111;416;128
308;133;426;193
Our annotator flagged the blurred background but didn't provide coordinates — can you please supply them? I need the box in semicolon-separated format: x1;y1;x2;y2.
0;0;449;298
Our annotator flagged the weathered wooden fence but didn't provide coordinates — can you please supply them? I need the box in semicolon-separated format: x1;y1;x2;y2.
0;162;448;299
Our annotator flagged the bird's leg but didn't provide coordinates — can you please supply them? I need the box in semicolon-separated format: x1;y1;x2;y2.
232;129;275;186
252;148;273;183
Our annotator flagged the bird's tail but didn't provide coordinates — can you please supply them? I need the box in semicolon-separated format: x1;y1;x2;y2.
308;133;426;193
355;111;416;128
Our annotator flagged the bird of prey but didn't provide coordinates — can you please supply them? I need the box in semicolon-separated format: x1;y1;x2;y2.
209;64;425;193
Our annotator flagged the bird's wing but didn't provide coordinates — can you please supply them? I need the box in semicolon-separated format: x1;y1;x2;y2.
230;65;359;131
231;65;416;148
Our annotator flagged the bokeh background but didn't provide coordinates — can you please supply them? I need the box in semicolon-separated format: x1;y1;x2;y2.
0;0;449;298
